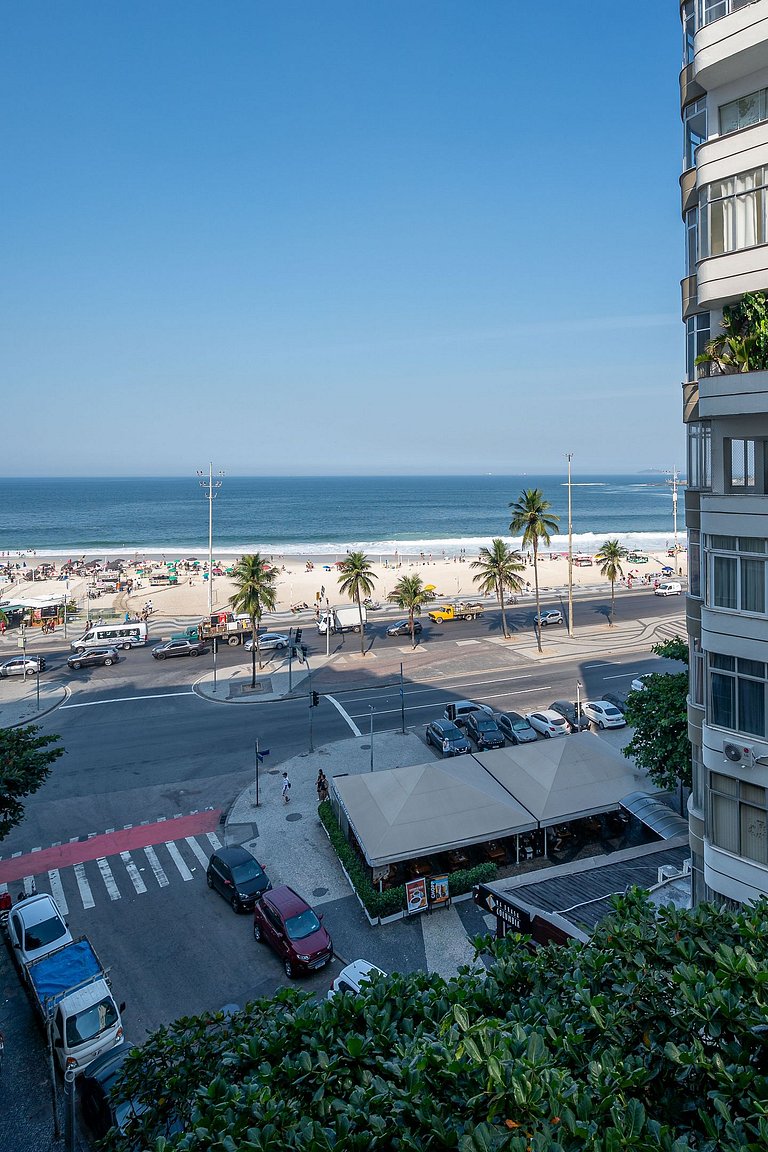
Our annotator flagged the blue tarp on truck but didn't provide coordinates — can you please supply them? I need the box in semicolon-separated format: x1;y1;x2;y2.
27;937;103;1014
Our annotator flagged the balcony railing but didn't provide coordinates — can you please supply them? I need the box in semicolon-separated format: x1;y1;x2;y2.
698;0;758;28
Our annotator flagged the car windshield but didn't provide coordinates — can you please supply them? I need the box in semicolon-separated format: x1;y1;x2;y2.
604;706;621;718
441;723;462;737
552;717;567;726
24;915;66;950
511;718;530;731
231;860;263;884
476;719;496;731
284;908;322;941
65;996;119;1047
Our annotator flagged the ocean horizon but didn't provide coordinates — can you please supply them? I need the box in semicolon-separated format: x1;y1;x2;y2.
1;474;685;557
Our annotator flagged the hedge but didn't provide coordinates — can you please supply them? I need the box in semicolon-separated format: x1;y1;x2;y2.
318;800;496;919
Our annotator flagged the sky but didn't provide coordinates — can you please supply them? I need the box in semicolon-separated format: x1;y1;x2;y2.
1;2;685;477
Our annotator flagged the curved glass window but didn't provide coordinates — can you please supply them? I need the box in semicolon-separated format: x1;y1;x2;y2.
684;99;707;170
700;168;768;258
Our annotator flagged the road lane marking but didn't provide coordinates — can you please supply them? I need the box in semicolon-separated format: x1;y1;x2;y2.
97;858;121;901
60;691;196;709
205;832;222;852
23;875;36;896
186;837;210;868
602;673;636;681
121;851;147;894
325;694;362;737
143;846;169;887
74;863;95;909
165;841;193;881
349;686;553;720
48;869;68;915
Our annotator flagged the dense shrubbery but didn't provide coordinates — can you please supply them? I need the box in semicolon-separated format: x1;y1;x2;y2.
108;892;768;1152
317;800;496;918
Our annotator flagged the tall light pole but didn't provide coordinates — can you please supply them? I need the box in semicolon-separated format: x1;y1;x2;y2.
197;464;223;616
567;452;574;638
671;467;679;562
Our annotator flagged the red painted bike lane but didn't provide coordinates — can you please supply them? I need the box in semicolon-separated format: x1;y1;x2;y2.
0;809;222;885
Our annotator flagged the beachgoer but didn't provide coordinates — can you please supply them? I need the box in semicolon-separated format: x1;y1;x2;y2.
281;772;291;804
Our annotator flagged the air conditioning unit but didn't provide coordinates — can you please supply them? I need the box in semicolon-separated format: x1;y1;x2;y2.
724;742;751;763
682;858;692;875
657;864;680;884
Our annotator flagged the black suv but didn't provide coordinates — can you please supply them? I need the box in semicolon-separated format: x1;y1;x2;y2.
465;712;505;750
152;639;210;659
67;647;120;670
425;720;471;757
550;700;590;733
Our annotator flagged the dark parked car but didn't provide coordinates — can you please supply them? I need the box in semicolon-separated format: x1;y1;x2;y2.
152;639;210;659
207;846;271;912
386;619;423;637
79;1042;181;1142
494;711;538;744
67;647;120;670
549;699;590;733
465;712;505;750
0;655;46;677
425;719;471;757
602;691;629;715
252;885;333;979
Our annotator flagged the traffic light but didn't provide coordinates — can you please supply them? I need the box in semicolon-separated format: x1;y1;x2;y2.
311;691;320;708
294;628;302;645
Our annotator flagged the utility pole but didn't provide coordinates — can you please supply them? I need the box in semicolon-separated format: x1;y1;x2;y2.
567;452;574;638
197;463;223;616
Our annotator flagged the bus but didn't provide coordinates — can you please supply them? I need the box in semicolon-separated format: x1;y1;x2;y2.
70;621;149;652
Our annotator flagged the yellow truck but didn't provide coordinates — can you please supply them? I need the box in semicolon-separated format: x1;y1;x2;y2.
427;601;484;623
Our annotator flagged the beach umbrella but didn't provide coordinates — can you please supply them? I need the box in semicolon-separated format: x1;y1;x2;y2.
424;584;436;592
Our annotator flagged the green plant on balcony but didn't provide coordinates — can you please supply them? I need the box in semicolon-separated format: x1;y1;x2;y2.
696;290;768;374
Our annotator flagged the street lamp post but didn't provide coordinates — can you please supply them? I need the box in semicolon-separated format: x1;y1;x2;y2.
369;706;375;772
325;598;330;658
567;452;574;638
576;680;583;727
197;463;223;616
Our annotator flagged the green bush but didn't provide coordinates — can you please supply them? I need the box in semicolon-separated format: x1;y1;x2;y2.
317;801;496;919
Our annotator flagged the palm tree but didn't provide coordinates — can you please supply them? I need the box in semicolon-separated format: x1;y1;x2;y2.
337;551;377;655
509;489;560;653
229;553;278;685
596;539;628;626
470;539;525;639
388;573;433;649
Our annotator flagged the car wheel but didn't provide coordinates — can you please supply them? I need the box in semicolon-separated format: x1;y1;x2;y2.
72;661;82;670
284;958;295;979
598;720;605;730
206;872;214;888
190;650;199;657
122;642;131;650
545;731;551;738
227;636;239;646
253;922;262;942
275;642;285;650
231;893;240;912
104;658;114;666
156;653;165;660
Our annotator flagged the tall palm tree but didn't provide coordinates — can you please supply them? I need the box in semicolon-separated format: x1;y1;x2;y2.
509;489;560;653
337;551;377;655
388;573;433;649
470;539;525;639
596;539;628;627
229;553;278;685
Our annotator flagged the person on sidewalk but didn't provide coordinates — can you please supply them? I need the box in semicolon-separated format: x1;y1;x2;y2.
316;769;329;804
281;772;291;804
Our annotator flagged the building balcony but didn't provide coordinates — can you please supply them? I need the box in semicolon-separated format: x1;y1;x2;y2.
680;168;697;216
698;365;768;415
680;61;706;112
697;247;768;308
696;120;768;188
682;379;700;423
694;2;768;91
681;273;699;319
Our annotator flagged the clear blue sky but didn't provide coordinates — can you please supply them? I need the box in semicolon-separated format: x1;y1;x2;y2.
1;2;684;476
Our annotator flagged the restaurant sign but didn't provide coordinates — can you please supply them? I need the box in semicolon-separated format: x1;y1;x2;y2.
405;877;428;915
473;884;533;934
429;874;450;908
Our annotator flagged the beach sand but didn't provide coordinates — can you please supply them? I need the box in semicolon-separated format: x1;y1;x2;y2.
1;547;688;624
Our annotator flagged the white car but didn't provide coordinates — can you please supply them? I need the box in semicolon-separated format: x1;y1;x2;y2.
583;700;627;730
244;633;290;653
7;893;73;968
525;710;569;738
327;959;386;999
630;674;652;692
534;609;564;627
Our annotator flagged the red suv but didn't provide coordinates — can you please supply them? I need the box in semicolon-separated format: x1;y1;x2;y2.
252;885;333;979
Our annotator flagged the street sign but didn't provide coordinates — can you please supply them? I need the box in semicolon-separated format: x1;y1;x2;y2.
256;748;270;763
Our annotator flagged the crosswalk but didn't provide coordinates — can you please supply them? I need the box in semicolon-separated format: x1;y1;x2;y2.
0;831;223;915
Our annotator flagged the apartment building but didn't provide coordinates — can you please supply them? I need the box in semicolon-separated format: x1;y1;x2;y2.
681;0;768;905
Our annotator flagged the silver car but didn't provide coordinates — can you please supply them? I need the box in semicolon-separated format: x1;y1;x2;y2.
244;633;290;652
0;655;46;677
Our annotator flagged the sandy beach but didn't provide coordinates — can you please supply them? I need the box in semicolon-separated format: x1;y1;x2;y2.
0;546;688;624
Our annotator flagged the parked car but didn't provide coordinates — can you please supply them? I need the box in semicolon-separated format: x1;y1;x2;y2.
0;655;46;677
425;719;471;757
244;633;290;652
582;700;627;729
534;609;564;627
207;846;272;913
549;700;590;733
67;647;120;670
152;639;210;659
7;893;73;968
494;711;538;744
630;674;652;692
526;709;569;738
252;885;333;979
443;699;494;727
328;959;386;999
465;712;505;750
386;619;422;637
79;1043;182;1142
602;691;629;715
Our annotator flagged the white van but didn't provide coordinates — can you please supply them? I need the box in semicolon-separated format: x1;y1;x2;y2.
654;581;683;596
443;700;494;727
71;621;149;651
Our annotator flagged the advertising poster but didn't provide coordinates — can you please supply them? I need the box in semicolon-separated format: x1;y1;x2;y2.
405;877;428;915
429;874;450;907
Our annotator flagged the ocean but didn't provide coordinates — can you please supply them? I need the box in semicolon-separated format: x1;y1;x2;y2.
1;475;683;558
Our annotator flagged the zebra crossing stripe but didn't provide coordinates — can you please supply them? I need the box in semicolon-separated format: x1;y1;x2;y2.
74;863;95;909
120;851;147;894
143;846;169;888
206;832;222;852
185;836;210;869
48;869;69;916
165;841;193;881
23;876;36;897
97;858;121;901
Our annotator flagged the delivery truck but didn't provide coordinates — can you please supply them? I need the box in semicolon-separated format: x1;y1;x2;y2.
427;601;484;623
317;605;368;634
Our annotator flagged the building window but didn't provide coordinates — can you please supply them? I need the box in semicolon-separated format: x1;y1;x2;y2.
726;438;757;490
691;637;705;707
689;528;702;598
720;87;768;135
684;99;707;171
700;168;768;258
687;421;711;489
709;652;767;737
709;772;768;866
683;2;695;67
709;538;767;615
685;208;699;277
699;0;757;28
686;314;709;380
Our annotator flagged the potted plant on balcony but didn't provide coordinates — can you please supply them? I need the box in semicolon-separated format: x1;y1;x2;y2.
696;290;768;375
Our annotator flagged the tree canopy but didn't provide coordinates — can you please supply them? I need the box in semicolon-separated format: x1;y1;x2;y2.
388;573;433;648
337;551;376;655
0;724;64;839
228;554;278;683
623;637;691;794
471;539;525;639
509;489;559;653
106;892;768;1152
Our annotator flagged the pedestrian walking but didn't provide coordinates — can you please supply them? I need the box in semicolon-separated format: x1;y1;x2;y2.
316;769;329;804
281;771;291;804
